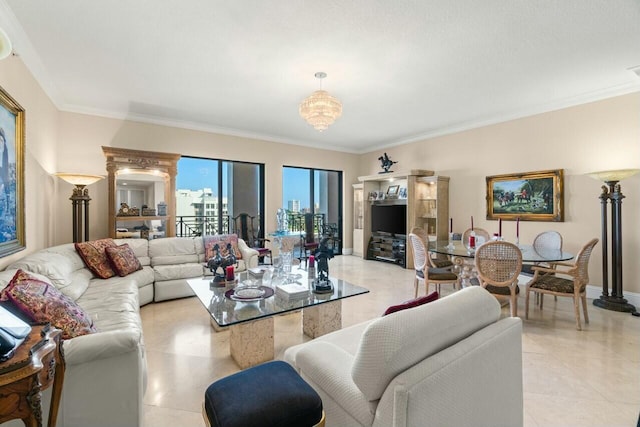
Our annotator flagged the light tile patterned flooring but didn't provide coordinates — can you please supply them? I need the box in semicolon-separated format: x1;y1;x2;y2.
141;255;640;427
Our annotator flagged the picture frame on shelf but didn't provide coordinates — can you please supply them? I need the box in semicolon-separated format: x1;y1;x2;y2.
398;187;407;199
386;185;399;197
0;85;25;258
486;169;564;222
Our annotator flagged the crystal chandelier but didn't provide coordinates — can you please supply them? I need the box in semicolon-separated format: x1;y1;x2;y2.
299;72;342;132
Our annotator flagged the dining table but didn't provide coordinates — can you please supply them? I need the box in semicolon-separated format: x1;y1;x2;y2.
428;240;574;287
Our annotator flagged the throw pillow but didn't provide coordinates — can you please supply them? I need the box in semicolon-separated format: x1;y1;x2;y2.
203;234;243;261
75;238;117;279
105;244;143;277
383;291;439;316
1;269;96;339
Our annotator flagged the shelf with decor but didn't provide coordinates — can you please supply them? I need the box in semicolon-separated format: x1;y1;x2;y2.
414;176;449;241
356;169;445;269
115;215;170;221
352;183;364;257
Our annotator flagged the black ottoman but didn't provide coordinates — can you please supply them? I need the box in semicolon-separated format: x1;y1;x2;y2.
203;360;324;427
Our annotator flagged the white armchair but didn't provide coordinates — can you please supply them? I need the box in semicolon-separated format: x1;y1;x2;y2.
284;287;523;427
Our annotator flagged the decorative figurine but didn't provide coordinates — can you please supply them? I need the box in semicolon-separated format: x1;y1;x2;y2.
378;152;397;174
313;237;334;293
207;243;237;284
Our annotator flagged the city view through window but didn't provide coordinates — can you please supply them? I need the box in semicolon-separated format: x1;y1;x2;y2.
176;157;262;237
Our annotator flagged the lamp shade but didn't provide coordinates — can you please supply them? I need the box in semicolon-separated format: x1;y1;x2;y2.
55;173;104;187
0;27;12;60
587;169;640;182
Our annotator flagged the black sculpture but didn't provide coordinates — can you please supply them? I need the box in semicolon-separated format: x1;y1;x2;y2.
378;152;397;173
313;237;334;293
207;243;237;283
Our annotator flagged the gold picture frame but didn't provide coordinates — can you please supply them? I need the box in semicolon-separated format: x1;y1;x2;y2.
486;169;564;222
0;85;25;257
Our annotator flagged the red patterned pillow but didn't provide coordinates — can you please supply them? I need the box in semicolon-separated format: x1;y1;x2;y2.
203;234;242;260
105;244;142;277
1;269;96;339
383;291;439;316
75;239;117;279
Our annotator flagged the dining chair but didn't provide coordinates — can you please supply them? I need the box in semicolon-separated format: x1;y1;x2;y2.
462;228;490;249
474;240;522;317
232;213;272;265
408;233;459;297
410;226;453;269
299;213;320;267
525;238;598;330
522;230;563;275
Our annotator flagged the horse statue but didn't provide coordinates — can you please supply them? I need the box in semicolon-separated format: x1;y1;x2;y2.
378;152;397;173
207;243;237;282
313;237;335;292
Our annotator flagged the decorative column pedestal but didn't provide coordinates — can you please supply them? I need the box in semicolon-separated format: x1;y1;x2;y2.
589;169;640;316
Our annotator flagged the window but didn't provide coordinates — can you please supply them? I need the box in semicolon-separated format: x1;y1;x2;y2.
283;166;343;254
176;157;265;238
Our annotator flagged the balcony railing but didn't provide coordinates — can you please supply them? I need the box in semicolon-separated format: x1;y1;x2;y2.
175;215;231;237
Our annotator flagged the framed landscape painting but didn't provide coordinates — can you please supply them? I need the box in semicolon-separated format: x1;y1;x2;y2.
486;169;564;222
0;85;25;257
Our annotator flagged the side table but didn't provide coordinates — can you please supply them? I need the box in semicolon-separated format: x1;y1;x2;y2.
0;324;65;427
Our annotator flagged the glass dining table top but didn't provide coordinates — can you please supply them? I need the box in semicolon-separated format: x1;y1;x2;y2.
428;240;574;263
188;268;369;327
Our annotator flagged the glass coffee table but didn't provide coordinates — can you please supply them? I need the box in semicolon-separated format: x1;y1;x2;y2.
188;268;369;369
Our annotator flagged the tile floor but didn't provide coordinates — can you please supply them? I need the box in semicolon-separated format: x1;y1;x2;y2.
141;255;640;427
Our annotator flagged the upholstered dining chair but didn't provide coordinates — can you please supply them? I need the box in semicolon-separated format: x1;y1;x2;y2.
474;240;523;317
525;238;598;330
410;226;453;269
232;213;272;265
408;233;459;297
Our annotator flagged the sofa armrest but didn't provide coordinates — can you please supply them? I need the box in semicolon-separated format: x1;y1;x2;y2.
62;329;143;365
238;238;259;269
295;341;375;426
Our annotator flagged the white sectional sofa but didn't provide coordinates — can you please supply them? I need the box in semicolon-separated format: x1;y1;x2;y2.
0;236;258;427
284;286;524;427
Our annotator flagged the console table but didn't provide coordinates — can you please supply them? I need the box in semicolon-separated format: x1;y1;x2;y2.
0;325;65;427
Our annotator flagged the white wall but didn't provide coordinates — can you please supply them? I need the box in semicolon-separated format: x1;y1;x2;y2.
359;93;640;293
0;55;59;270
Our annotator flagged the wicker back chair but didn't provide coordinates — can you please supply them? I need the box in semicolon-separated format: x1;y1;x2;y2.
522;230;563;276
525;238;598;330
408;233;459;297
409;226;452;269
474;241;523;317
462;228;490;248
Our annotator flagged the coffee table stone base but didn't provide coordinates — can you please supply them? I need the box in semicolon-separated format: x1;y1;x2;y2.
230;317;274;369
303;301;342;338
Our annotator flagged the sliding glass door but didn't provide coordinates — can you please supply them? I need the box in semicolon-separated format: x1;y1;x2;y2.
176;157;265;237
283;166;342;254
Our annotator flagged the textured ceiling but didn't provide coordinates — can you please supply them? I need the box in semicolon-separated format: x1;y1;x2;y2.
1;0;639;153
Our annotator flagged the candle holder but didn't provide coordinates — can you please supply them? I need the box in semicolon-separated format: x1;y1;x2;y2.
446;232;455;251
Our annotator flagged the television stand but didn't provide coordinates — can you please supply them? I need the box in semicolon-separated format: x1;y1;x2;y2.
368;232;406;267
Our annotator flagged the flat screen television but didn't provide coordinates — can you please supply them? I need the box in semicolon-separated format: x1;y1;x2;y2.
371;204;407;235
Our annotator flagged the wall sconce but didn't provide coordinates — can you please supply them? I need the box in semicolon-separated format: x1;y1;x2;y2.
588;168;640;315
55;173;104;243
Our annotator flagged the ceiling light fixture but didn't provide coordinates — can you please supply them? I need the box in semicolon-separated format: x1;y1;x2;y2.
0;27;12;60
299;72;342;132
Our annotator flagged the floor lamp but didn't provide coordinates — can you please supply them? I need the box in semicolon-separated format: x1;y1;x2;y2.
55;173;104;243
588;169;640;315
